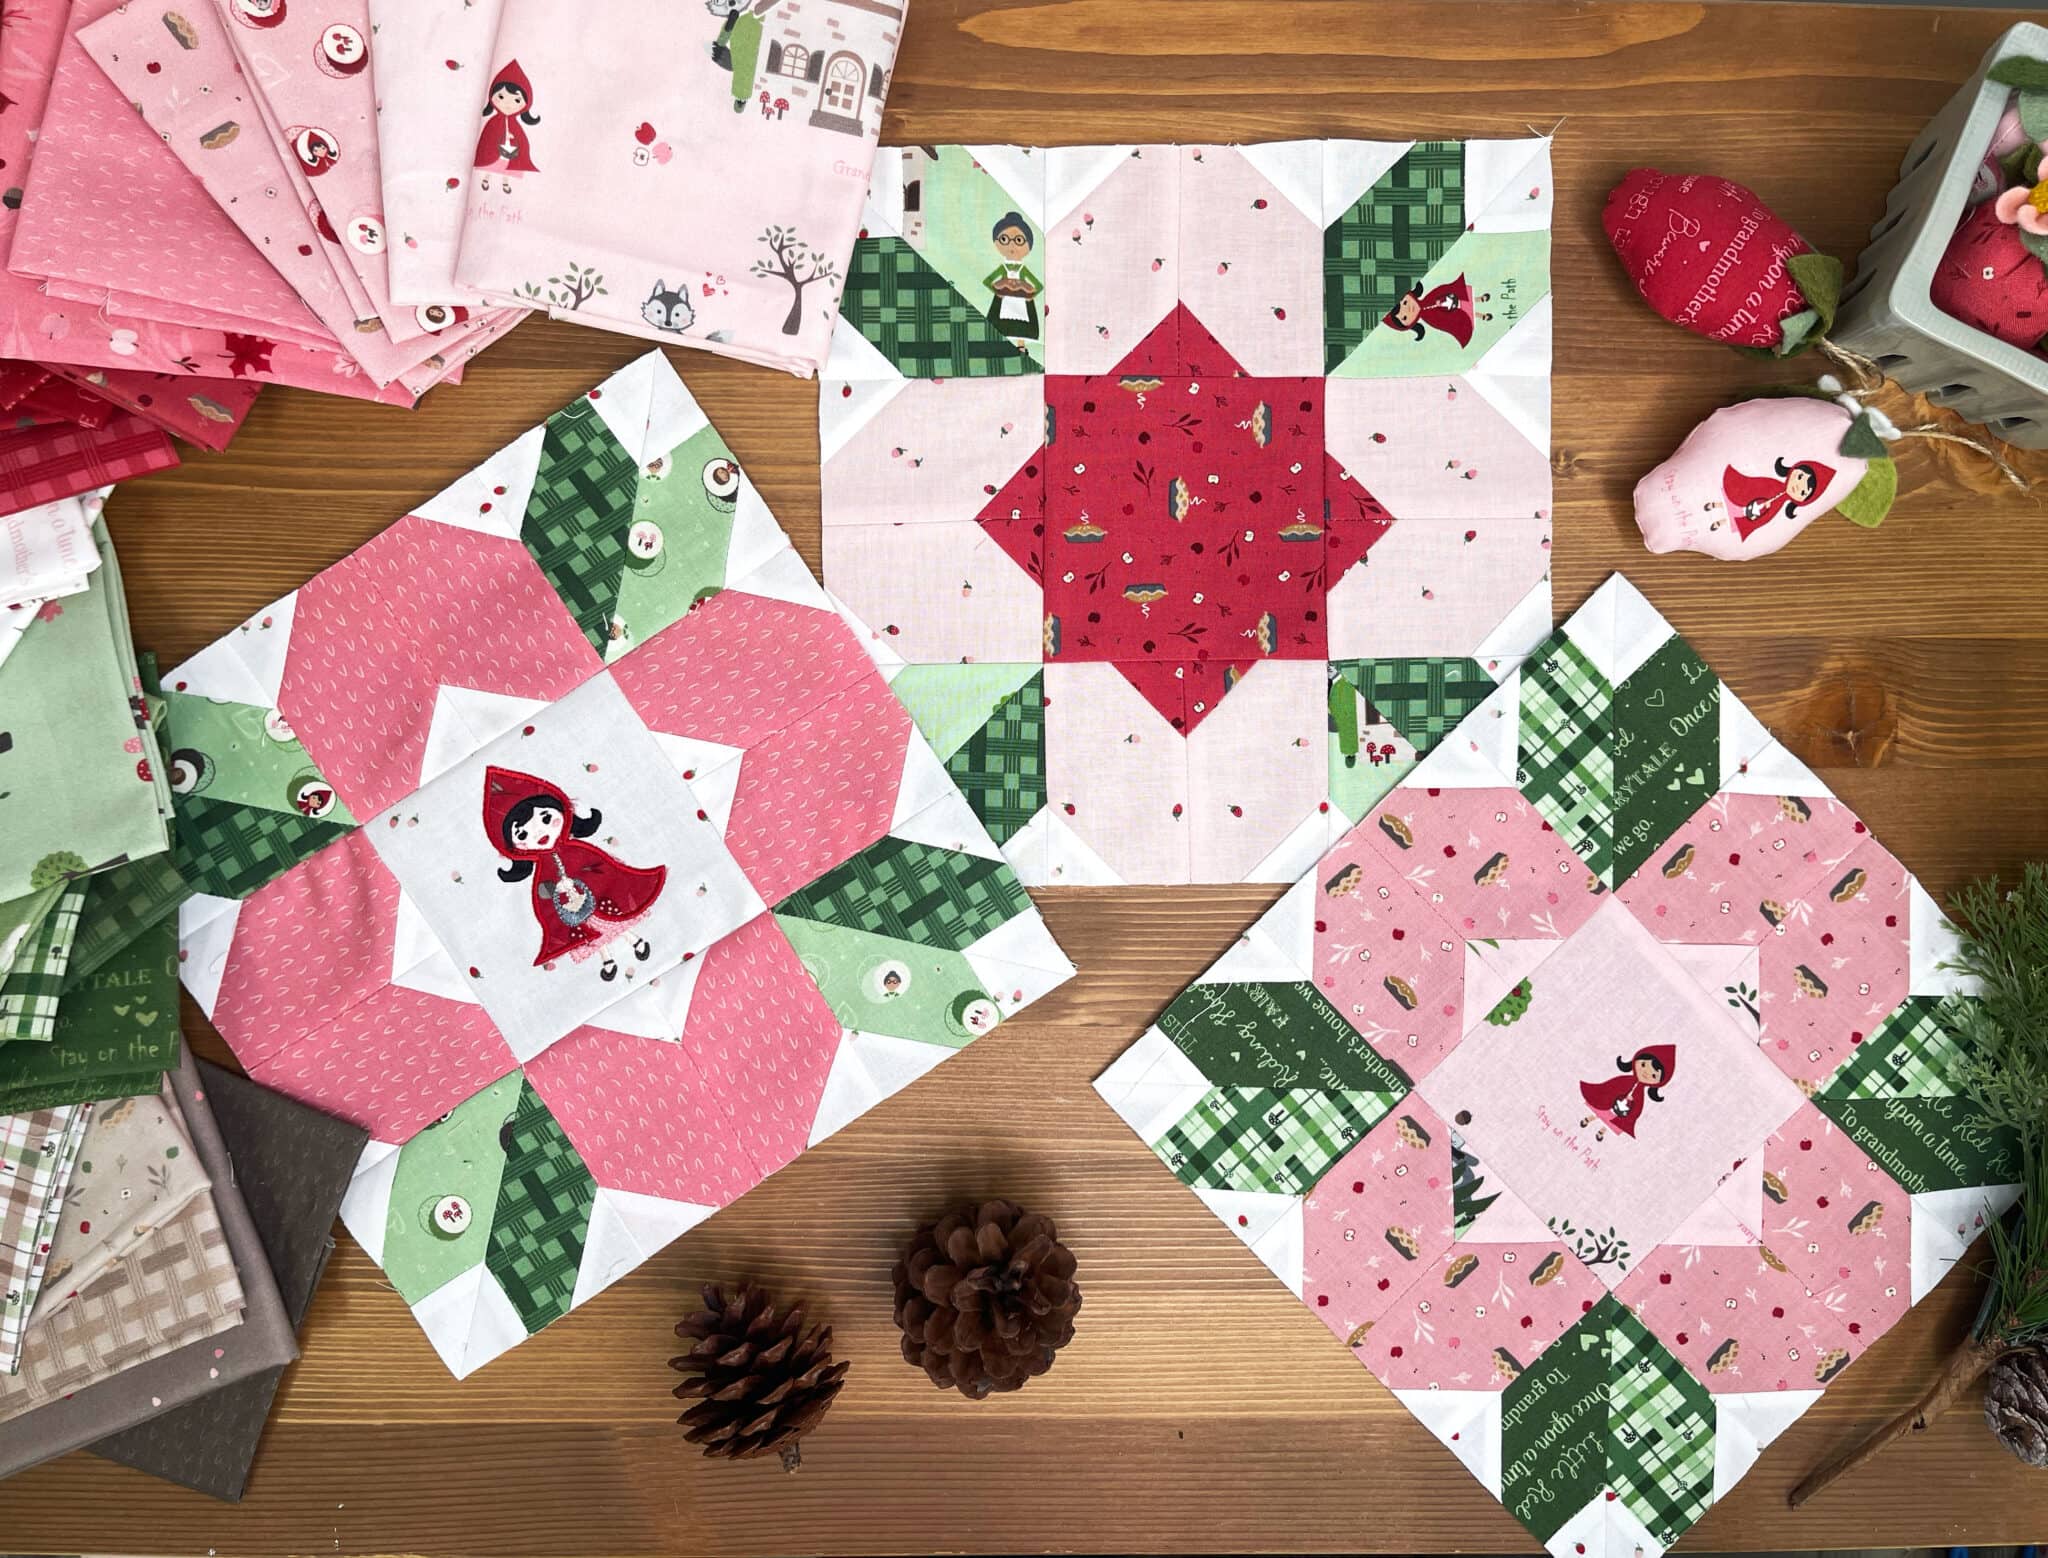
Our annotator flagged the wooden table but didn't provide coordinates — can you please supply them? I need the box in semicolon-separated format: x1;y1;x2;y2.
4;1;2047;1551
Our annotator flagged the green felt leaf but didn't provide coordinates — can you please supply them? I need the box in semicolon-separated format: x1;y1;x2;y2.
2020;89;2048;145
2001;139;2044;187
1989;57;2048;92
2021;224;2048;264
1836;456;1898;528
1838;412;1890;461
1786;251;1844;337
1774;307;1819;356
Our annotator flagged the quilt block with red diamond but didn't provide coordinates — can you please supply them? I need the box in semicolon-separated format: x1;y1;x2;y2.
822;139;1556;884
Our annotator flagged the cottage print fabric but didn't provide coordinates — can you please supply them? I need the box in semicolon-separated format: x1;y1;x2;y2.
449;0;903;373
167;352;1071;1375
821;139;1556;884
1095;574;2022;1558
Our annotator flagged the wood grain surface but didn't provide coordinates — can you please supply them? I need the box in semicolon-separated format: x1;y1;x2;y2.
5;2;2048;1552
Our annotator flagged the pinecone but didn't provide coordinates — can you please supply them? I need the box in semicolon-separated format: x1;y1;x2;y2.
669;1283;849;1468
1986;1346;2048;1468
891;1198;1080;1399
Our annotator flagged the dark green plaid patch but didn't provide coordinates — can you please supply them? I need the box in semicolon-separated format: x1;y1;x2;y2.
841;237;1041;379
1817;995;1967;1100
520;396;641;653
1516;633;1616;880
1606;1301;1716;1547
943;673;1046;845
66;855;188;988
1154;1085;1396;1196
1334;656;1496;754
774;834;1029;952
171;792;352;902
1323;141;1466;372
485;1080;596;1335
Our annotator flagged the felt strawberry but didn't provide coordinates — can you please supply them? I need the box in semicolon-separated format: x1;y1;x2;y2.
1603;169;1844;356
1931;200;2048;349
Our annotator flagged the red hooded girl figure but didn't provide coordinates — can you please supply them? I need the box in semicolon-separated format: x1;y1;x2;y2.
1382;273;1493;346
482;765;665;980
1719;457;1836;540
1578;1044;1676;1141
475;61;540;192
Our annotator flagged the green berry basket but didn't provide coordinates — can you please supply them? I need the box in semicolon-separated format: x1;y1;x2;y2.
1835;20;2048;449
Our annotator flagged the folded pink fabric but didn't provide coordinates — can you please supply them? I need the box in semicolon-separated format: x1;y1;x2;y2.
452;0;904;375
0;413;179;515
369;0;505;309
78;3;465;389
42;365;262;454
204;0;523;352
0;0;436;403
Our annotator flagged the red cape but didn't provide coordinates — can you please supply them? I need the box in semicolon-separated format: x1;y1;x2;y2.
474;59;539;173
1721;461;1836;540
482;765;665;966
1578;1044;1677;1140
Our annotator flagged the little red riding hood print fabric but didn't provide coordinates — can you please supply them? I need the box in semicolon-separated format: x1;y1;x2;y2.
473;60;541;181
369;671;763;1064
482;765;666;971
1578;1043;1677;1140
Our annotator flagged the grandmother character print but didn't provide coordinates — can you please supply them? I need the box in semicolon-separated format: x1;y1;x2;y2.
482;764;667;982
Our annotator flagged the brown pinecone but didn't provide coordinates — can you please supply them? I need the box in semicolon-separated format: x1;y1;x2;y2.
669;1283;849;1469
891;1198;1080;1399
1986;1346;2048;1468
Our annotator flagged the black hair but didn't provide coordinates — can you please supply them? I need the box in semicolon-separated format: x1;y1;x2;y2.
485;81;541;127
990;210;1033;249
1774;457;1820;519
1617;1051;1667;1103
495;797;599;881
1393;282;1425;340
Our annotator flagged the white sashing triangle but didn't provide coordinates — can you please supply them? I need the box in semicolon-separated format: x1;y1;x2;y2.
418;686;554;790
412;426;545;540
1465;138;1555;233
1237;139;1327;225
962;144;1045;229
1044;143;1142;229
1463;297;1553;453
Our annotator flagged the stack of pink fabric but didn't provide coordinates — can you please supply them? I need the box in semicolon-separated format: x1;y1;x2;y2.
0;0;529;467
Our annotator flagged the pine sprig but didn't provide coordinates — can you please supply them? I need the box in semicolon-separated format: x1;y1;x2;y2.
1940;864;2048;1349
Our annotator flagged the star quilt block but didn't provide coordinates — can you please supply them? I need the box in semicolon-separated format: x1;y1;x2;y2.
1094;574;2022;1558
168;353;1073;1376
820;139;1557;884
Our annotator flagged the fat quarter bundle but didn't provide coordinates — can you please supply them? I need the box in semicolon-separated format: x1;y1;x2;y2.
820;139;1555;883
450;0;904;373
1095;573;2021;1558
165;351;1071;1375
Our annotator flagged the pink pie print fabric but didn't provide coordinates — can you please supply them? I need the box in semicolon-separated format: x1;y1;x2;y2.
822;139;1558;885
167;353;1073;1377
449;0;903;374
1095;574;2024;1557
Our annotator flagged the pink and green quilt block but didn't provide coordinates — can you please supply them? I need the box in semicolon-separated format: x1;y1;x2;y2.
1095;574;2021;1557
821;138;1556;886
168;353;1072;1376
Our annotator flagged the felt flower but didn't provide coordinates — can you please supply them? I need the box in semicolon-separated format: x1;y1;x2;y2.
1993;169;2048;235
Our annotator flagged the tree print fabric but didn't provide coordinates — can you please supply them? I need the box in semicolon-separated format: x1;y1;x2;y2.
168;353;1072;1376
1095;574;2021;1558
822;139;1557;884
446;0;905;374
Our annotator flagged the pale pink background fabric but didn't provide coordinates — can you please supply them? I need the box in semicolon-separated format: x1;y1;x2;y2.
452;0;903;374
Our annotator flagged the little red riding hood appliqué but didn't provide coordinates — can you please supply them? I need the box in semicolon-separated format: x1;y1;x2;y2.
482;765;666;978
1578;1044;1676;1141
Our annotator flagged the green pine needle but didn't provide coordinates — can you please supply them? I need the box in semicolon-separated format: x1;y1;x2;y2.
1940;864;2048;1348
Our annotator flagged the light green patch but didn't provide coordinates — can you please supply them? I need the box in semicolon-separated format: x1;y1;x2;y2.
161;693;356;823
382;1073;523;1306
604;423;743;659
777;915;995;1049
1334;228;1549;378
907;147;1045;365
889;662;1043;761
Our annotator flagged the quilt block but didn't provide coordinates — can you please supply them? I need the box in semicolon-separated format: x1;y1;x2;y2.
1095;575;2022;1557
167;353;1073;1375
820;139;1556;884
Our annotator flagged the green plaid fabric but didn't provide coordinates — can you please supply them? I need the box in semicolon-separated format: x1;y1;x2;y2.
1606;1302;1716;1546
519;397;641;654
66;856;187;988
943;673;1045;845
485;1081;596;1335
0;886;82;1042
1819;995;1968;1100
1;1104;85;1370
1323;141;1466;372
774;835;1029;953
171;791;352;902
1154;1085;1396;1196
1335;656;1496;754
841;237;1040;379
1517;635;1616;880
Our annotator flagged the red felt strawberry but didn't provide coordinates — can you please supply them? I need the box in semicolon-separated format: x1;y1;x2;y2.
1603;169;1842;355
1930;198;2048;349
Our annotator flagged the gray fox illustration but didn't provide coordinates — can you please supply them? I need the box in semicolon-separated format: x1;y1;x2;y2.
639;279;695;334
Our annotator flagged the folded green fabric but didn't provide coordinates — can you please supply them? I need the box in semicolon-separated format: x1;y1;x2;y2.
0;916;179;1114
0;883;66;978
0;885;83;1042
65;855;187;991
0;517;171;905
